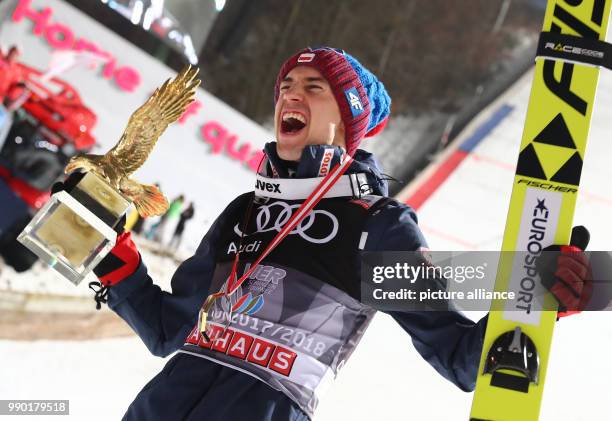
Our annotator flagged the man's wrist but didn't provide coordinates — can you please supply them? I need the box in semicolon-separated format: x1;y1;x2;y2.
94;231;140;286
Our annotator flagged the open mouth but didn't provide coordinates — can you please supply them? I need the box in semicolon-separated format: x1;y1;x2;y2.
281;112;307;134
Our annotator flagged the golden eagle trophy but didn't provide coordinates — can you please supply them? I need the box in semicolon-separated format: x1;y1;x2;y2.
18;66;200;285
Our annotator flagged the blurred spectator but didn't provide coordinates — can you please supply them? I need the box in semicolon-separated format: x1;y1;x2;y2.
147;194;184;242
0;46;24;107
124;206;140;232
168;202;194;251
144;215;161;240
132;211;146;235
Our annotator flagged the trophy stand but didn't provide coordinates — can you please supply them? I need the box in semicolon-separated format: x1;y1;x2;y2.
18;172;130;285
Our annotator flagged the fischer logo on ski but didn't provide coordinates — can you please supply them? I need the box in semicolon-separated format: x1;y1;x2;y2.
516;113;582;185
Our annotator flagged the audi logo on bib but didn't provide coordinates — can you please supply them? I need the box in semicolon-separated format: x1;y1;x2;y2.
234;201;339;244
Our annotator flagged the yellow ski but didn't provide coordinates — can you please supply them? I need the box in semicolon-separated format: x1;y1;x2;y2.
470;1;611;420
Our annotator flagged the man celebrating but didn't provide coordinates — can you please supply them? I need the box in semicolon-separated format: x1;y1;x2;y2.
89;47;590;420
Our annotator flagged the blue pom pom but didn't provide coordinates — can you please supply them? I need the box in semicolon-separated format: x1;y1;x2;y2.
344;53;391;134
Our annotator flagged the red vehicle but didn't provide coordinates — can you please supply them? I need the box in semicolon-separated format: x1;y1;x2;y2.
0;63;97;271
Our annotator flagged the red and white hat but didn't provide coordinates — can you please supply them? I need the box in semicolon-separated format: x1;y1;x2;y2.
275;47;391;156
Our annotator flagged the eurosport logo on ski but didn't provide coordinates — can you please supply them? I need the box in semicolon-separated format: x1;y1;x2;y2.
511;195;557;317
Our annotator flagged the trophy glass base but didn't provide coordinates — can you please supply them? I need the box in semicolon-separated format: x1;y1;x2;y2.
18;190;120;285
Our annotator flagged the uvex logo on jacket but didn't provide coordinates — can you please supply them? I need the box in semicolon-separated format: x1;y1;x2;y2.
256;179;281;193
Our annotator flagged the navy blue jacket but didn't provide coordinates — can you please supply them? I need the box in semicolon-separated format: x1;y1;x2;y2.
107;144;487;420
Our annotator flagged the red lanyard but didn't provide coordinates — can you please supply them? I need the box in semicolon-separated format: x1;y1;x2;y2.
198;154;354;337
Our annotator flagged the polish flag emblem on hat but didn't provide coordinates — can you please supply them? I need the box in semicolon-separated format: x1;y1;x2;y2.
297;52;315;63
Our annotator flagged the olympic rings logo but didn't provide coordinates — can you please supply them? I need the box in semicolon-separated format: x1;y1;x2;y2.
234;202;339;244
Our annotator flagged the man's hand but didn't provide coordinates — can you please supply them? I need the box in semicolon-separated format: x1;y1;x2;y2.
93;230;139;287
50;171;86;195
536;226;592;318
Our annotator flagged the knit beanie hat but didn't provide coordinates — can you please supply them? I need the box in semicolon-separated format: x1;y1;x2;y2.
274;47;391;156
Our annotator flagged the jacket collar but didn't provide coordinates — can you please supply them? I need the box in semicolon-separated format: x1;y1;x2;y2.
259;142;388;197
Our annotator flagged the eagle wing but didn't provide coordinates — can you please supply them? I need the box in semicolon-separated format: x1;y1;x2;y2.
106;66;200;176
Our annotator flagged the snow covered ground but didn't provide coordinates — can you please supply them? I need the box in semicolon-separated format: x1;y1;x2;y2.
3;66;612;420
3;314;609;420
